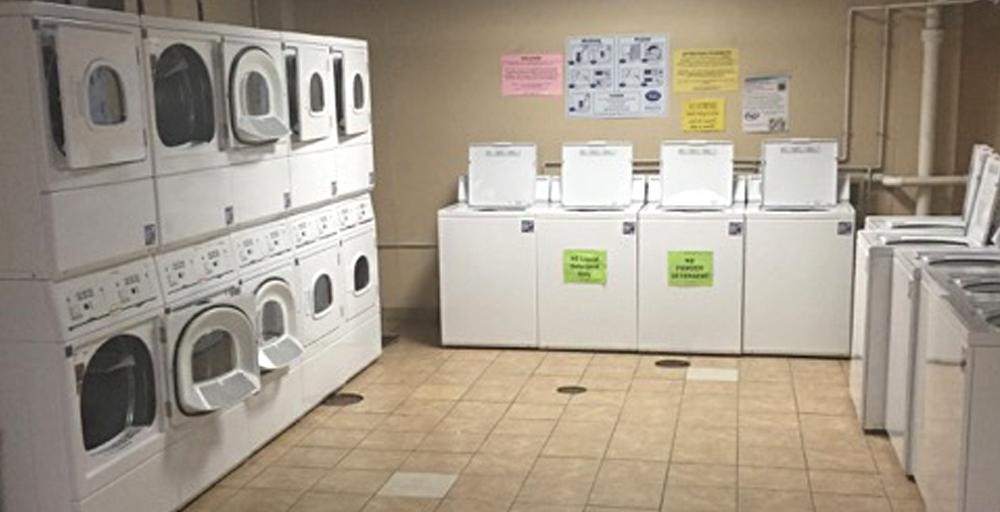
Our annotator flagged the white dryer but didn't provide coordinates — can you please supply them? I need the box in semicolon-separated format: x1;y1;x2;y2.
638;143;745;354
337;195;380;329
232;218;307;452
284;31;340;210
0;3;158;278
332;37;375;198
0;257;174;512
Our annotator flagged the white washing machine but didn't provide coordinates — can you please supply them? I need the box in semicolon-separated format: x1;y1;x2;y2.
743;201;855;355
0;257;174;512
0;3;158;278
231;218;307;453
865;143;994;233
284;31;340;210
638;143;744;354
913;268;1000;511
332;38;374;198
560;141;633;209
336;194;380;330
886;248;1000;476
850;155;1000;430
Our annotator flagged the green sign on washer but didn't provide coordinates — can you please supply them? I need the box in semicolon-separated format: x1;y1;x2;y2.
668;251;713;287
563;249;607;284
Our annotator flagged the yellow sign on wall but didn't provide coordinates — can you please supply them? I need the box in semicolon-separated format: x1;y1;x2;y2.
682;98;725;132
673;48;739;92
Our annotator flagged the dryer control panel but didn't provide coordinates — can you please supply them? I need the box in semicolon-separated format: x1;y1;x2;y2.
233;221;293;268
315;207;339;239
291;212;321;248
157;237;236;297
55;258;161;332
356;195;374;224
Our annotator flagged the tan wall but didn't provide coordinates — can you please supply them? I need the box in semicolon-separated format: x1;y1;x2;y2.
294;0;998;314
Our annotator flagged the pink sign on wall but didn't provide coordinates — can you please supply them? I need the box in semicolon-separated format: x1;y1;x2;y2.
501;54;563;96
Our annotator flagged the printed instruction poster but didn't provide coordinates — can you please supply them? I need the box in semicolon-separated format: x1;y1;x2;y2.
668;251;713;287
682;98;725;132
564;249;607;285
501;54;564;96
673;48;739;92
566;34;669;118
742;74;789;133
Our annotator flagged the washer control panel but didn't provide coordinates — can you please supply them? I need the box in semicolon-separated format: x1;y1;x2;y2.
233;221;293;268
356;195;374;224
55;258;160;331
315;207;338;239
157;237;236;297
291;211;321;248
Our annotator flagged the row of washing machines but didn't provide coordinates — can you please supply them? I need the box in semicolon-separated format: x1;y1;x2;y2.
849;144;1000;511
0;195;382;512
0;3;381;511
0;2;373;281
439;139;855;356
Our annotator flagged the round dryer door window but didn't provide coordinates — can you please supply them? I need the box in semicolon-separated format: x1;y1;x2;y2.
175;305;260;415
79;335;156;452
256;279;304;370
229;46;289;144
153;43;215;147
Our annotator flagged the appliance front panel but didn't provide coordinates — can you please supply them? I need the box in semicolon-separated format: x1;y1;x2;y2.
290;43;334;142
296;244;343;345
342;228;378;321
340;47;370;135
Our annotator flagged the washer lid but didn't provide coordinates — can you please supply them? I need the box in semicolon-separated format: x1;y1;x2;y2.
230;46;289;144
966;155;1000;246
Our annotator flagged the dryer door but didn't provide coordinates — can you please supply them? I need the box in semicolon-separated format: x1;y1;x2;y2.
228;44;290;144
288;43;334;142
46;22;147;168
297;246;344;345
175;305;260;414
342;227;379;320
339;47;370;135
152;42;216;148
77;334;157;453
256;278;304;369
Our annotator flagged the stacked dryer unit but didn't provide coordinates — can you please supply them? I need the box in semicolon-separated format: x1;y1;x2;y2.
638;141;744;354
0;258;171;512
332;37;375;197
0;3;158;279
743;139;855;356
850;154;1000;430
439;144;544;348
537;142;641;351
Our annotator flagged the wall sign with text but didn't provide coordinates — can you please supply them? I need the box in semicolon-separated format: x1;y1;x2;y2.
566;34;669;119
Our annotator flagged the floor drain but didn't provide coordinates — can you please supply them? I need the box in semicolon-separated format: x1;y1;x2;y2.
655;358;691;368
556;385;588;395
322;392;365;406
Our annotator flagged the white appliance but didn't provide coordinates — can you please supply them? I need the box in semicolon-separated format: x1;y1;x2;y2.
638;155;744;354
560;141;633;209
468;143;537;209
743;198;855;355
332;38;375;198
887;248;1000;476
913;268;1000;512
850;155;1000;430
760;139;838;209
536;200;643;350
866;144;994;232
336;195;380;330
283;31;340;210
0;3;158;278
0;257;174;512
659;140;734;209
231;219;306;452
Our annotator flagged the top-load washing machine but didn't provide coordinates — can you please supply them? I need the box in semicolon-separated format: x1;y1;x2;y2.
283;31;341;210
743;140;856;355
536;142;641;351
0;257;173;512
0;2;158;278
439;144;544;347
865;144;994;233
885;247;1000;476
850;153;1000;430
638;141;744;354
912;268;1000;512
332;37;375;198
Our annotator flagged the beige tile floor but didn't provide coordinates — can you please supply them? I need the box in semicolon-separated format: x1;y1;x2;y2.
183;322;925;512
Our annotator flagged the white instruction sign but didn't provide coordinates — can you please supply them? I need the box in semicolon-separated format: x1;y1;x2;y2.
742;74;789;133
566;34;669;118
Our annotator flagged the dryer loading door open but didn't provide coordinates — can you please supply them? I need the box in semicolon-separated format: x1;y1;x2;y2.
228;45;289;145
174;305;260;415
45;22;148;169
255;278;304;370
337;47;370;136
287;43;334;142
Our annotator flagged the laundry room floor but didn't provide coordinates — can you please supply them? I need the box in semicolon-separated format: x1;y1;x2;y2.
184;321;924;512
